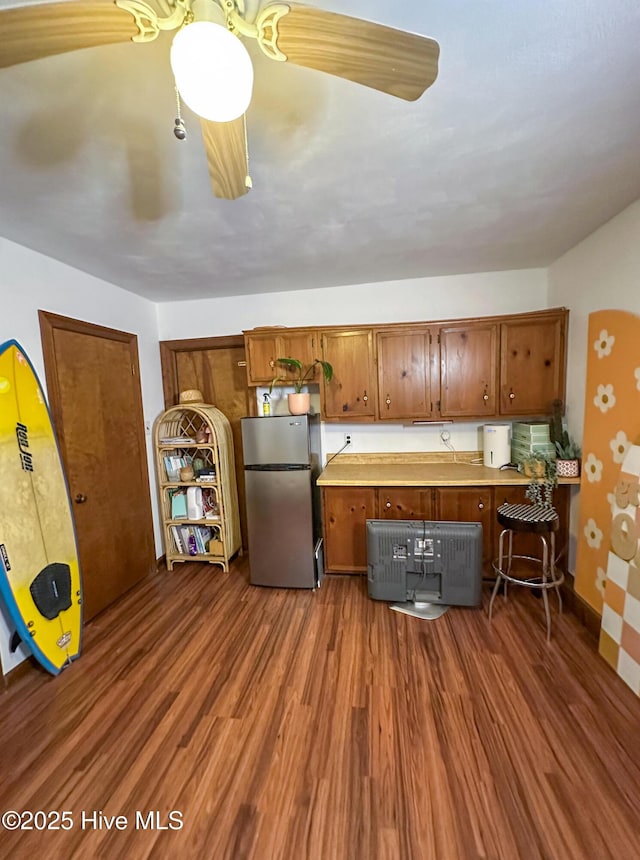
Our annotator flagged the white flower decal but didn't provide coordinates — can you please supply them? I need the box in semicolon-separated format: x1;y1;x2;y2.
594;329;615;358
609;430;630;464
593;383;616;413
635;367;640;391
595;567;607;594
584;518;603;548
584;453;603;482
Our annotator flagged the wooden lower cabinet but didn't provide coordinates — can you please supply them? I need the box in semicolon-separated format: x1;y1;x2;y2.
322;486;376;573
435;487;494;567
322;483;571;576
378;487;434;520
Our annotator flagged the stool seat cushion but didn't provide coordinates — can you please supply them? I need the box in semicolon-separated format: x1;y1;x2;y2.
497;502;559;533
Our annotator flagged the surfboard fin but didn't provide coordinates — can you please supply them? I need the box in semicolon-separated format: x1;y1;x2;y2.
9;629;22;653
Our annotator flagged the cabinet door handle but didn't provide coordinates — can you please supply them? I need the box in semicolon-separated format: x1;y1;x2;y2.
385;500;392;508
385;394;391;409
75;493;87;504
509;389;515;400
363;390;368;402
478;501;484;510
269;359;275;368
483;387;489;402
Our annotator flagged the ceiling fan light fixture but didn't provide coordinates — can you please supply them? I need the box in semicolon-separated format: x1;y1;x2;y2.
170;21;253;123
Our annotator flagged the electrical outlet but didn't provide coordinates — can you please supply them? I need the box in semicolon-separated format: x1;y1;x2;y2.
344;433;352;446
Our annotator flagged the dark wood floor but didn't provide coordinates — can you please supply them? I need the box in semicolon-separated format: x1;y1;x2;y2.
1;556;639;860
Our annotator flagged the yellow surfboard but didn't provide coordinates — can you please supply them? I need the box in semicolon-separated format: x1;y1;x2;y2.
0;340;82;675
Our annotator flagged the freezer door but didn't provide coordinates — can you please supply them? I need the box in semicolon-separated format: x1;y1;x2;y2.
245;469;316;588
241;415;310;466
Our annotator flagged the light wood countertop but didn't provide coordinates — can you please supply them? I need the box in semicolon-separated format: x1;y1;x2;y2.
317;452;581;488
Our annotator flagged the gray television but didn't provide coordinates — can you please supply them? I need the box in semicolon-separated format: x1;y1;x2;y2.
366;519;483;606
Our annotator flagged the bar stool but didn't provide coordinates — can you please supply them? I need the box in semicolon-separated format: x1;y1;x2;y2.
489;502;564;641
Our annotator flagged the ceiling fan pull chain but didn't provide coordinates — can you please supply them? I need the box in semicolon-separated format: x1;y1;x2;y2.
242;114;252;189
173;86;187;140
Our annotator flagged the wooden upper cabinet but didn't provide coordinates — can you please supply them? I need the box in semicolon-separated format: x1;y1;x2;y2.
321;329;377;419
499;311;567;415
376;329;435;420
439;323;498;417
244;329;318;385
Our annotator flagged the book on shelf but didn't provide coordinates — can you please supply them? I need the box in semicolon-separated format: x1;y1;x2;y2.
170;525;184;554
170;489;188;519
160;436;196;445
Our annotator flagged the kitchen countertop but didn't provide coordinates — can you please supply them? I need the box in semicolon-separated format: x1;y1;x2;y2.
317;452;581;488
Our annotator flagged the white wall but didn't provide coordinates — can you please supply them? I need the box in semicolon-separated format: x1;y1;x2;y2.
0;238;165;674
548;199;640;441
158;267;550;456
548;198;640;577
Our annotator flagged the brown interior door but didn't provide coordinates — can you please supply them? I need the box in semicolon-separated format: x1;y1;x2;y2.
159;336;252;548
39;312;156;621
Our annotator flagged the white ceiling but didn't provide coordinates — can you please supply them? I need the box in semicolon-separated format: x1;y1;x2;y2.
1;0;639;302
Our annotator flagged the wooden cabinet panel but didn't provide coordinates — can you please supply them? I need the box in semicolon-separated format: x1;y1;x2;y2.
378;488;434;520
440;323;497;417
499;312;567;415
436;486;494;566
244;330;318;385
245;333;279;384
376;329;435;420
322;486;376;572
321;330;376;419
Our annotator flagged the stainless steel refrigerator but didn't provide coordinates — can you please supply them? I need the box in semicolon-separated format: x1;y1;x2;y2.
241;414;324;588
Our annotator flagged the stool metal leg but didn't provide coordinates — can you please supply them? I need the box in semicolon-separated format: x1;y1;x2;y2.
489;528;508;621
540;534;552;641
550;532;563;613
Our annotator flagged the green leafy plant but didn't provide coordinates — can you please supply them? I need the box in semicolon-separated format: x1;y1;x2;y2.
524;453;557;508
269;357;334;394
549;399;581;459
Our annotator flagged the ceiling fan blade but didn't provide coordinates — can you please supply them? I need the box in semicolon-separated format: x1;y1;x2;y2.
0;1;139;69
200;116;251;200
273;4;439;101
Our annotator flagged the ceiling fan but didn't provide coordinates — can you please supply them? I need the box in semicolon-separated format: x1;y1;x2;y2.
0;0;440;200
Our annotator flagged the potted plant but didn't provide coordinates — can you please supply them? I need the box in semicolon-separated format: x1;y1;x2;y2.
270;357;334;415
549;399;581;477
524;453;557;507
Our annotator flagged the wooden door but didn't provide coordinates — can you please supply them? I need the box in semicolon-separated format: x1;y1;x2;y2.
436;487;494;567
320;329;376;419
499;312;567;415
159;335;251;548
322;486;376;572
376;329;435;420
440;323;498;417
378;487;434;520
39;312;156;622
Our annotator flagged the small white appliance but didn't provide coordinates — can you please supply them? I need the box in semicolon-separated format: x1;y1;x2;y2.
187;486;204;520
483;424;511;468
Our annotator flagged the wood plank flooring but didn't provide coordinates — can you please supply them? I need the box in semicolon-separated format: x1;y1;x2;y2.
1;556;639;860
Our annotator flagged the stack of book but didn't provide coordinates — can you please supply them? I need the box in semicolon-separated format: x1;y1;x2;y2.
511;421;556;467
170;524;222;556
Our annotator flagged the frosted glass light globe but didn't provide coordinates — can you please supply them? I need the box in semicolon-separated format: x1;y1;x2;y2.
170;22;253;122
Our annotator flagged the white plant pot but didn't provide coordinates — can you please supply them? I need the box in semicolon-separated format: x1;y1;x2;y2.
556;458;580;478
288;392;310;415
